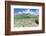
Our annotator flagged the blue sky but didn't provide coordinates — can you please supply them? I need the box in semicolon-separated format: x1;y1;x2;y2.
14;8;28;13
14;8;39;15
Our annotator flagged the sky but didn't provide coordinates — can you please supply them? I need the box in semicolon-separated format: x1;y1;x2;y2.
14;8;39;15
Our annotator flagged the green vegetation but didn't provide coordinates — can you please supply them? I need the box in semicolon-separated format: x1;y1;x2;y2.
14;14;39;27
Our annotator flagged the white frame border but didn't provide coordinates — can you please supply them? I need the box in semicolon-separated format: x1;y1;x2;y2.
11;5;42;31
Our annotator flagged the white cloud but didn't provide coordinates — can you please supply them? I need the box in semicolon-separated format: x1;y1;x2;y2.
16;9;39;16
18;11;22;14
